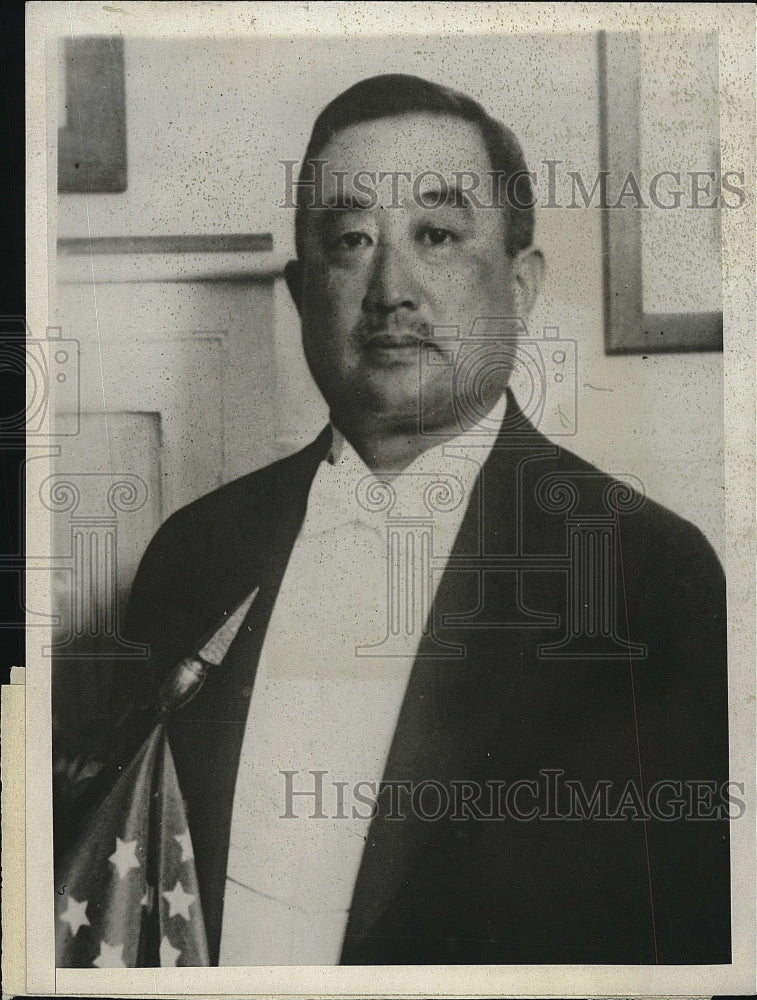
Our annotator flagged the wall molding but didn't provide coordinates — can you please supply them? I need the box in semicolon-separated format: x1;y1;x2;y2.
58;234;273;256
57;233;286;284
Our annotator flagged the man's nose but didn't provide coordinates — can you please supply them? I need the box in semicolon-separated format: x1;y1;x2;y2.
362;241;420;314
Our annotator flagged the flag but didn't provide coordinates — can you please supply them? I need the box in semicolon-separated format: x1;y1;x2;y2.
55;722;209;967
54;587;259;968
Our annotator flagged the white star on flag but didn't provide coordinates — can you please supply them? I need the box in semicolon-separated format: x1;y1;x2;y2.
108;837;141;879
163;881;195;920
160;936;182;966
93;941;126;968
175;830;194;862
59;895;90;936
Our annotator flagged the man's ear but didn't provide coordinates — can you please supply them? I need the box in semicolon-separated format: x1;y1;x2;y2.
284;259;303;315
511;247;545;316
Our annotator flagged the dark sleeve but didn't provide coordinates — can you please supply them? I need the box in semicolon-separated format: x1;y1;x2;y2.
120;507;204;707
627;512;731;963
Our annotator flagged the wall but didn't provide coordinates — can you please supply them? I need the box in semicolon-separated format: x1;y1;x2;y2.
56;33;725;563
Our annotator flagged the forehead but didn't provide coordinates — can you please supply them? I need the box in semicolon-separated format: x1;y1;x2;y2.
315;112;493;185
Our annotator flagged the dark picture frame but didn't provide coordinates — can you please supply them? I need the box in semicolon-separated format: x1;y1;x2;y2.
58;35;127;193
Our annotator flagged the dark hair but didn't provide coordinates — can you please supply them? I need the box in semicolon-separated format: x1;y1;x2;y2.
294;73;535;259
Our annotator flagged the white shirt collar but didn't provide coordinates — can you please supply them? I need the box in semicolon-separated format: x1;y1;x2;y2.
303;393;509;539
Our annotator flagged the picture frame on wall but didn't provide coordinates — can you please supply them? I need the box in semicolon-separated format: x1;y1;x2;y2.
599;30;724;353
58;35;127;193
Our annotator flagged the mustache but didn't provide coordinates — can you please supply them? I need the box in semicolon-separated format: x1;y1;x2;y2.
353;312;433;341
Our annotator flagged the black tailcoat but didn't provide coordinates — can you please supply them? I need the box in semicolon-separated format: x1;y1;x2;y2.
123;394;731;965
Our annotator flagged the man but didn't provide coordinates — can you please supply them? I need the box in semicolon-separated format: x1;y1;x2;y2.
122;75;730;965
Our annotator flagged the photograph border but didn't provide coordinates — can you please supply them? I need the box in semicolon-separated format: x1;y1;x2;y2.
19;3;756;997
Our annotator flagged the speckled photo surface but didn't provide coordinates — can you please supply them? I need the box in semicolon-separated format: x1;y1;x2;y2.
15;3;755;997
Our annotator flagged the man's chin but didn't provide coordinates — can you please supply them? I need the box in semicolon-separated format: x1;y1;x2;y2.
334;391;463;439
340;400;425;435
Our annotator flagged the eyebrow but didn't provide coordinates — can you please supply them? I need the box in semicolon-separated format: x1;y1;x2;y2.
320;180;472;213
416;180;472;210
323;193;373;211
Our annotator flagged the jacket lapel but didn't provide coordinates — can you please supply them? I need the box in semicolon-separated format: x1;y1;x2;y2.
166;428;331;964
341;396;559;961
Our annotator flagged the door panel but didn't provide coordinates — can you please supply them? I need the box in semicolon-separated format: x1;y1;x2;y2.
51;267;278;760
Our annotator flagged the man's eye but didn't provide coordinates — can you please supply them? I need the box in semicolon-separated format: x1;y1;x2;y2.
422;227;457;246
334;231;372;250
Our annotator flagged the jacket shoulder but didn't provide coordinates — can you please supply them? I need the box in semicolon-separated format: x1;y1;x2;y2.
537;435;721;568
123;431;329;658
140;430;328;561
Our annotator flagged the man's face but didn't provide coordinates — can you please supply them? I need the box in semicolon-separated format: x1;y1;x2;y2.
287;112;538;435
